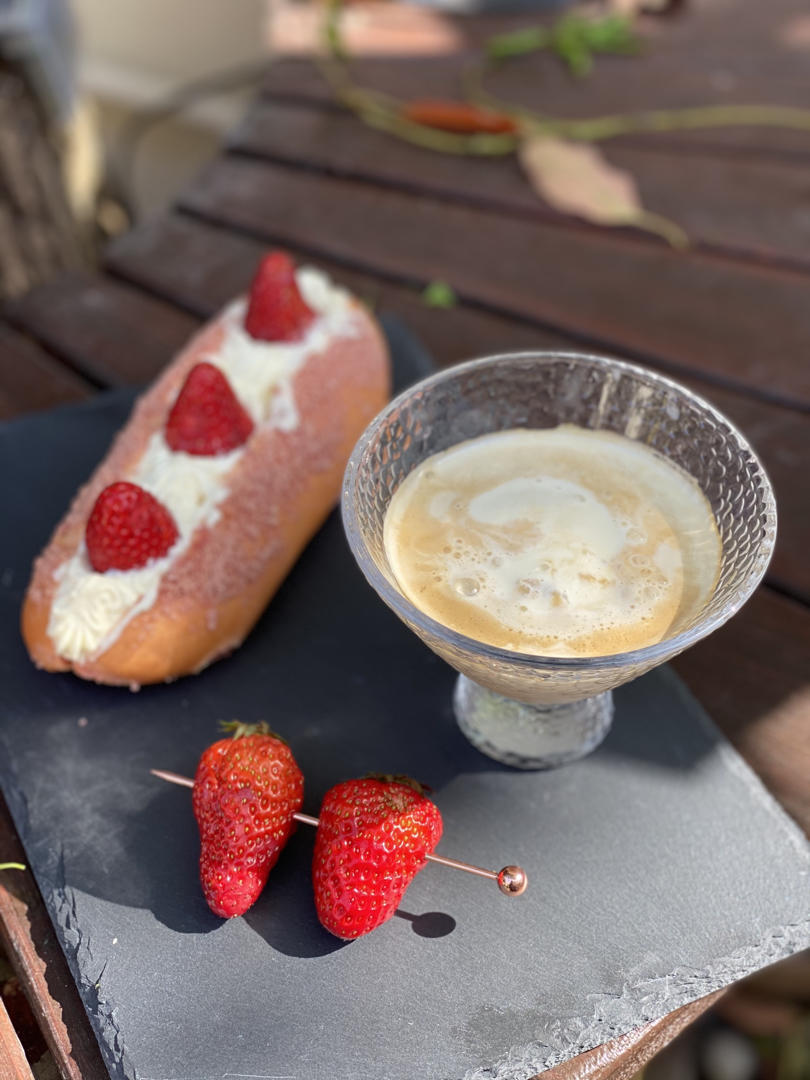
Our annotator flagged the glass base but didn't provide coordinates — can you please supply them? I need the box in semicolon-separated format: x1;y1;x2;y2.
453;675;614;769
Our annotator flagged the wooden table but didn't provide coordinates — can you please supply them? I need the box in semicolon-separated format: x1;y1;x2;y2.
1;2;808;1076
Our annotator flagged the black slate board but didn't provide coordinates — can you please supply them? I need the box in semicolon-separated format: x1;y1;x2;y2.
1;319;808;1080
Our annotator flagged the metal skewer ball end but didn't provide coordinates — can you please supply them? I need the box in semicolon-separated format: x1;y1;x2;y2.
497;865;528;896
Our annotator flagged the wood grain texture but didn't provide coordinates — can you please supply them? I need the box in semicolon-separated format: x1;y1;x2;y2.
5;272;199;388
0;992;34;1080
230;100;810;269
0;326;91;419
106;213;810;603
673;588;810;838
0;795;107;1080
262;0;810;158
105;211;569;349
673;587;810;838
0;69;87;301
177;157;810;411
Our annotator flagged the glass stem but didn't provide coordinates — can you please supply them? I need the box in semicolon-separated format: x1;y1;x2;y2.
454;676;614;769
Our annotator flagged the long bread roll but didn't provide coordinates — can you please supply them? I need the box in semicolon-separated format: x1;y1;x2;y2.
22;257;390;687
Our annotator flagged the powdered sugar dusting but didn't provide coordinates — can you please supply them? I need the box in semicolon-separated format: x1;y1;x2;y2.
47;267;365;662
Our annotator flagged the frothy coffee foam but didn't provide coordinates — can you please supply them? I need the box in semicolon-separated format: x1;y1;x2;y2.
383;426;721;658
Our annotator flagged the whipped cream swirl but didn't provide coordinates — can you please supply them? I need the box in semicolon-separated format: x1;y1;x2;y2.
48;268;361;662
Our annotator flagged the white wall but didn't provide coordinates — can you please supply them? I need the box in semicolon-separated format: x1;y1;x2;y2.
73;0;268;121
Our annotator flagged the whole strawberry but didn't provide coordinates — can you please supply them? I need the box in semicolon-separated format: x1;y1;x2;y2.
193;723;304;918
244;251;315;342
85;481;178;572
313;777;443;939
165;362;253;456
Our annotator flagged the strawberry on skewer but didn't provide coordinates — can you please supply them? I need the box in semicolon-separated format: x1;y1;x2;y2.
313;776;443;940
191;723;304;918
152;764;528;927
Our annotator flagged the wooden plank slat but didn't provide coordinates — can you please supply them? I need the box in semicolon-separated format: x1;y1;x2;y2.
0;326;92;421
105;213;810;603
0;794;107;1080
177;157;810;411
104;211;571;353
230;100;810;270
261;0;810;160
4;272;199;388
262;55;810;159
673;587;810;837
0;72;87;302
0;992;34;1080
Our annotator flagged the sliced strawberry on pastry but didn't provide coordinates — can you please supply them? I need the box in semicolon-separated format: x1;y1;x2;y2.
244;251;315;342
165;362;254;456
86;482;179;573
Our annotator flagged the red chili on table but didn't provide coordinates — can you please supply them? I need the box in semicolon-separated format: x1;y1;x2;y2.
401;100;518;135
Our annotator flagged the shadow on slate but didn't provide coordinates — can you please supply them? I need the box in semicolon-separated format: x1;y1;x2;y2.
0;316;808;1080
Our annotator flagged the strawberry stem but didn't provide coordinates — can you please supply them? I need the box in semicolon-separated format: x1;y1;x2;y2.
219;720;285;743
364;773;432;795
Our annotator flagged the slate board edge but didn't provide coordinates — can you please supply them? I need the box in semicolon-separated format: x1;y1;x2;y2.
473;912;810;1080
466;672;810;1079
0;728;130;1079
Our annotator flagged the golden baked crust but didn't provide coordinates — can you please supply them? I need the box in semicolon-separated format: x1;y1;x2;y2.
21;303;390;686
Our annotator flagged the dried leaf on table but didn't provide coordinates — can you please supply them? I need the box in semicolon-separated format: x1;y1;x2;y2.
519;134;688;247
519;135;637;222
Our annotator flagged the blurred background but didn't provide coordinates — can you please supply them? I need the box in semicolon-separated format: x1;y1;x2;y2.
0;0;275;296
0;0;808;1077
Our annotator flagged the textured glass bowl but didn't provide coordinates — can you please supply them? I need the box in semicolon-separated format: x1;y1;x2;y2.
342;352;777;768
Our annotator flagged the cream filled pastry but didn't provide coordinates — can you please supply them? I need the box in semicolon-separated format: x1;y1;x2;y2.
22;253;390;686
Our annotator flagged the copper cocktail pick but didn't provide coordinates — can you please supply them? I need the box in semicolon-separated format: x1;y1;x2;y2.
151;768;528;896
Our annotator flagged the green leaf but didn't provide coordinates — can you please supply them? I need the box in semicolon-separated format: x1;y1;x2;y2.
580;14;639;53
550;14;640;77
422;281;458;308
323;0;347;61
486;25;550;61
485;14;637;71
